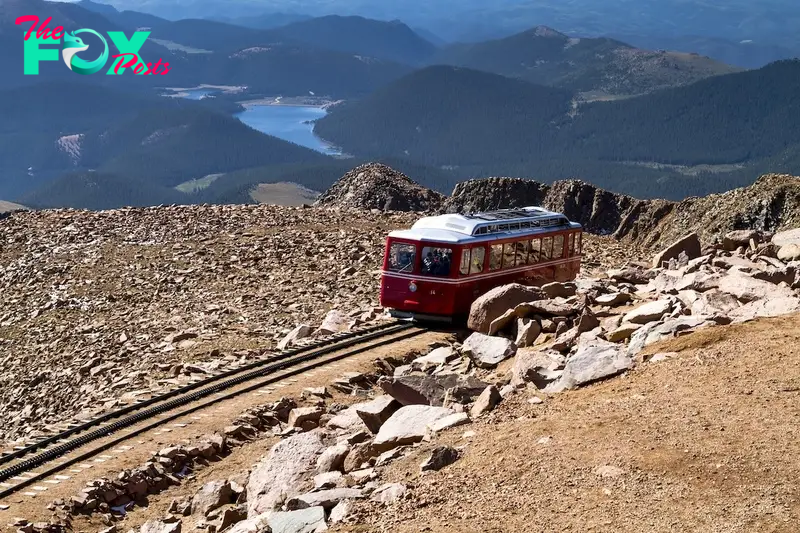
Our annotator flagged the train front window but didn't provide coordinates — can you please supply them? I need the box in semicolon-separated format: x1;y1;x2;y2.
421;246;453;277
388;243;416;273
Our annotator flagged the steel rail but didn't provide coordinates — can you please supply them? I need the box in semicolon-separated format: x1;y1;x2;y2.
0;321;419;495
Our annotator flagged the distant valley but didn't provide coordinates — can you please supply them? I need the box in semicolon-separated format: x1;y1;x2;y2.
3;0;800;210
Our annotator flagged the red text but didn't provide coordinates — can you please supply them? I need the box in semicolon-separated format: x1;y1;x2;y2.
110;53;171;75
16;16;64;41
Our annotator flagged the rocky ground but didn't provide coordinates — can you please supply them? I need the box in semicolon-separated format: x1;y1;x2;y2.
0;204;633;443
13;225;800;533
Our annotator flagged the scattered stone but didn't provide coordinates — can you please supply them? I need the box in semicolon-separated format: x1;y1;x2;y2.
623;299;672;324
370;483;407;504
594;292;632;306
410;347;457;372
468;283;545;333
651;233;702;268
286;488;363;510
462;333;517;369
139;521;181;533
191;481;233;517
316;443;351;474
514;317;541;348
470;386;502;418
373;406;455;452
278;325;313;350
329;500;352;524
377;374;488;406
287;407;324;429
549;340;633;392
420;446;460;472
355;395;401;434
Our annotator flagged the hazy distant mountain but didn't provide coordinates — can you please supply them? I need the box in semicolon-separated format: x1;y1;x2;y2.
315;61;800;199
431;26;741;98
214;13;312;29
608;33;799;69
270;16;438;64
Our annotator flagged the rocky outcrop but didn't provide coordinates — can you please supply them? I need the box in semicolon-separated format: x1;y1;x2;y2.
315;163;445;211
443;178;548;214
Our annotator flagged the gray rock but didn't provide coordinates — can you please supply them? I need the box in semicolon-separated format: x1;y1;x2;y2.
140;521;181;533
314;471;343;490
286;488;363;510
354;395;401;434
623;299;672;324
342;441;375;473
541;282;577;299
514;317;541;348
724;230;764;251
594;292;632;306
370;483;407;504
268;506;327;533
315;443;350;474
778;244;800;262
315;309;350;336
410;347;457;372
470;386;502;418
378;373;488;406
224;514;271;533
717;271;795;303
772;228;800;248
325;407;368;433
606;323;641;343
191;480;233;517
549;340;633;392
247;431;325;515
373;405;454;452
462;332;517;369
420;446;460;472
690;289;741;317
511;349;564;387
424;412;471;437
329;500;352;524
728;296;800;323
627;316;714;355
608;267;655;285
652;233;702;268
278;325;313;350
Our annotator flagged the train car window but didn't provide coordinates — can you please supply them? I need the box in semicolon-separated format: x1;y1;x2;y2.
541;236;553;261
388;243;416;273
489;244;503;271
502;243;516;268
514;241;527;265
577;232;582;254
568;233;575;256
421;246;453;277
553;235;565;259
528;239;541;264
470;247;486;274
459;249;470;275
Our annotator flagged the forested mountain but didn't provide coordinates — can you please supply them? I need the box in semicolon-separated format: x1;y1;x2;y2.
214;13;312;30
0;81;327;203
314;61;800;199
430;26;740;97
270;16;438;64
315;66;574;164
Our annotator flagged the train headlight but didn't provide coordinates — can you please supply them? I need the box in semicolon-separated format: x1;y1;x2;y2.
409;281;417;292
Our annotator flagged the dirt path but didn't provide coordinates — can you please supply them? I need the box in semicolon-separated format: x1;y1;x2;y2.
338;313;800;533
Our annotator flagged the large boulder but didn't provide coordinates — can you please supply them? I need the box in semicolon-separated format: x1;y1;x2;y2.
462;332;517;369
373;406;454;452
717;271;796;303
247;431;326;515
772;228;800;248
627;316;715;355
378;373;488;406
315;309;351;336
278;325;313;350
728;296;800;323
511;348;564;387
651;233;702;268
548;340;633;392
468;284;545;333
326;406;369;433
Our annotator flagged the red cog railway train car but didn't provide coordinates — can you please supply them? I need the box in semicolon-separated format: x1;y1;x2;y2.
380;207;583;321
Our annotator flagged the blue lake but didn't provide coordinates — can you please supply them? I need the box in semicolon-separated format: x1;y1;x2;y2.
235;105;341;156
171;89;340;155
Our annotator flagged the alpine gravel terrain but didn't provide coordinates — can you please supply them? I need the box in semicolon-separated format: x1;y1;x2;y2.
0;204;629;444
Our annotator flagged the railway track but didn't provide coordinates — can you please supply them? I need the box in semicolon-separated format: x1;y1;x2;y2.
0;320;425;500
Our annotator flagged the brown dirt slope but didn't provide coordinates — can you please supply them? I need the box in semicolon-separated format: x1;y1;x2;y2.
338;313;800;533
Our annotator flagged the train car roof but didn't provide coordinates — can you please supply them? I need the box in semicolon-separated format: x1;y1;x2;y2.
387;206;581;244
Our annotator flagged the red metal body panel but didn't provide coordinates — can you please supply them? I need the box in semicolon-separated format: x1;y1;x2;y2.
380;228;583;319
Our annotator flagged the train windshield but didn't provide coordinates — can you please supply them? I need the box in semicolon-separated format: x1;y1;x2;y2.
388;242;416;273
421;246;453;277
